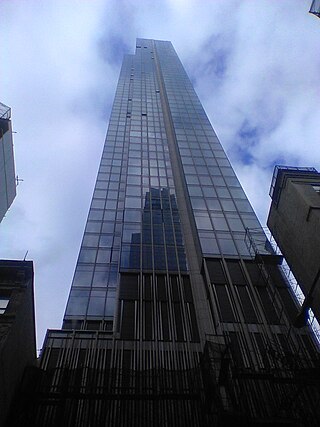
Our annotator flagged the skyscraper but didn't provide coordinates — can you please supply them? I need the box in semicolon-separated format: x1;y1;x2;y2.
9;39;320;427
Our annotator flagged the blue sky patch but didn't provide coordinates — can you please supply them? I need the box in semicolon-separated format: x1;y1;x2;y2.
235;120;261;165
99;35;131;65
206;49;228;78
235;146;255;165
238;119;260;143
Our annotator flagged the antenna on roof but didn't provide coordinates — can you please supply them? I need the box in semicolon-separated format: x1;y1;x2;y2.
23;251;28;261
16;175;24;186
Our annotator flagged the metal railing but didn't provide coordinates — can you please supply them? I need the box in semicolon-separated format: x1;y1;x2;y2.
269;165;318;201
0;102;11;120
245;227;320;344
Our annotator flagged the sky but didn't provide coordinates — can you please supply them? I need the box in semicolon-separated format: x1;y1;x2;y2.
1;0;319;349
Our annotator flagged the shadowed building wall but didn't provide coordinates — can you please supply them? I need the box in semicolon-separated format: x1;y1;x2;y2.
0;260;36;427
268;166;320;323
0;103;16;223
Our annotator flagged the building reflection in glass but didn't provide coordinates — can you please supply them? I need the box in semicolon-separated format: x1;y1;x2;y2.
121;188;187;272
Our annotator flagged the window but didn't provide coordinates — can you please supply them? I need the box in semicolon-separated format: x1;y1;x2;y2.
215;285;236;322
78;248;97;263
194;212;213;230
211;214;229;231
218;238;237;255
221;199;236;212
200;236;219;254
312;185;320;193
72;266;94;287
0;297;9;314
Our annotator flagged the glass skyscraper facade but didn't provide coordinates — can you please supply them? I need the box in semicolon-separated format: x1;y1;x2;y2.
64;38;264;328
9;39;320;427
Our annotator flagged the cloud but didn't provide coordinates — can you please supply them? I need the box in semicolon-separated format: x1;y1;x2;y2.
1;0;110;343
0;0;319;346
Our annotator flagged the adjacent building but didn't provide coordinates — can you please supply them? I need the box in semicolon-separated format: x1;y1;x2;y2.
0;260;36;427
0;103;16;223
8;39;320;427
310;0;320;17
267;165;320;324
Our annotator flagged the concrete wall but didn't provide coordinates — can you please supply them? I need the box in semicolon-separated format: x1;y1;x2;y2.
267;177;320;321
0;117;16;222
